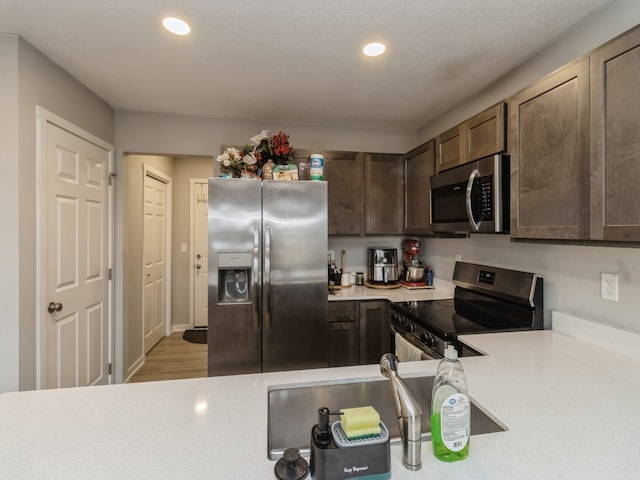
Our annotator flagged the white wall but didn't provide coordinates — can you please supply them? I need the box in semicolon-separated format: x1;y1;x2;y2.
115;111;417;158
418;0;640;334
0;35;113;393
0;35;20;394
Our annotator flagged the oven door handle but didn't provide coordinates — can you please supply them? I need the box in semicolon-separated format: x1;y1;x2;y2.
465;168;481;232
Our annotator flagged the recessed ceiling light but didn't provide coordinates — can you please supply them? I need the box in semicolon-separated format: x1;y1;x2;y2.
163;17;191;36
363;42;386;57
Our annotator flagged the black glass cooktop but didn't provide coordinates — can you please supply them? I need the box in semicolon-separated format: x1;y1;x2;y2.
391;292;535;339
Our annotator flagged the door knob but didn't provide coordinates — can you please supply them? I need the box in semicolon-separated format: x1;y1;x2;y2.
48;302;63;314
195;264;201;270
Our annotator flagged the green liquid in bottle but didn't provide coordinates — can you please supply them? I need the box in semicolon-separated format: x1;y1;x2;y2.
431;412;469;462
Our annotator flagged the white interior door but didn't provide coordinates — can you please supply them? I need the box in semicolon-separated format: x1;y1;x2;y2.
143;173;168;353
191;180;208;328
42;118;112;389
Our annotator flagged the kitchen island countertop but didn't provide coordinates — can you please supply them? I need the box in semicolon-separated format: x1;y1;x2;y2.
1;316;639;479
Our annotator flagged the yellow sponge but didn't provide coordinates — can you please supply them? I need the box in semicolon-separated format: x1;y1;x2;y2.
340;405;381;439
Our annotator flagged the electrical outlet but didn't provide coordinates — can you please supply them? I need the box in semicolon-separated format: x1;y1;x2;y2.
601;273;619;301
455;254;462;262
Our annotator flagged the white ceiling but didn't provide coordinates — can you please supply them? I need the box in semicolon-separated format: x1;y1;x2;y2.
0;0;613;132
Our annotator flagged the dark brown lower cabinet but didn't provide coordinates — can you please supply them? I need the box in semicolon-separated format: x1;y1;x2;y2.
327;302;358;367
359;301;389;365
327;300;390;367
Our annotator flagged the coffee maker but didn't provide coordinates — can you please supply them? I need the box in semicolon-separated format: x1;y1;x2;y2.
367;248;399;285
400;239;429;287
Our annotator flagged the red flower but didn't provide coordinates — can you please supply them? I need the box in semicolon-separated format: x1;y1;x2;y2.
272;132;291;157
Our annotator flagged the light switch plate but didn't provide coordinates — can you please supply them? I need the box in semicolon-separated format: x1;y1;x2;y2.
180;243;188;253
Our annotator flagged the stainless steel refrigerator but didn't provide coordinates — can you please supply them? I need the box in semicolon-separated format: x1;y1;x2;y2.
207;178;328;376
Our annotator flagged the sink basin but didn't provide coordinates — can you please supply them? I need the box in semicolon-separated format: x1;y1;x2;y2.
267;375;505;460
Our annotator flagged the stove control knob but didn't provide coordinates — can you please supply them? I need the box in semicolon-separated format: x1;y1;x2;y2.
406;323;416;334
420;334;436;347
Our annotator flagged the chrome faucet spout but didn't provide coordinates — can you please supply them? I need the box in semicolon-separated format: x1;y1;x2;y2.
379;353;422;471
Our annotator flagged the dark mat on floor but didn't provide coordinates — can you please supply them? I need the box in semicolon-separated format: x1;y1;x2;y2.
183;329;207;344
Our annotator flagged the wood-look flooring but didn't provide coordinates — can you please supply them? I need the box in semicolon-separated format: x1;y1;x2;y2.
129;331;207;383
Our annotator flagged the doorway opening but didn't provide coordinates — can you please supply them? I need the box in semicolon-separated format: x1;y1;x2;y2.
123;154;213;383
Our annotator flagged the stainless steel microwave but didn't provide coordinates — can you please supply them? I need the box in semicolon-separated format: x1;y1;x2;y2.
430;154;509;233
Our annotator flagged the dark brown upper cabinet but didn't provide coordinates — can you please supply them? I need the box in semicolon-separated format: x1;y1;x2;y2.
404;140;435;235
509;58;590;240
435;124;463;173
509;24;640;243
435;102;506;173
324;151;363;235
365;153;404;235
464;102;506;162
325;150;403;236
590;26;640;242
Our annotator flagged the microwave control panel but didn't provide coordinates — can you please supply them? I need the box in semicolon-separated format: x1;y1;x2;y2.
476;174;494;221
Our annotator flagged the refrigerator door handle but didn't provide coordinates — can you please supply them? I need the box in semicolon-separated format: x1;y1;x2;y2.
263;227;272;330
252;226;260;330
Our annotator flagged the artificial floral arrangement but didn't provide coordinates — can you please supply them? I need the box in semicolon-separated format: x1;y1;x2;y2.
216;130;295;178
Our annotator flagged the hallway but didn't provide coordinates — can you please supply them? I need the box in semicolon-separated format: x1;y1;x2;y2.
129;332;207;383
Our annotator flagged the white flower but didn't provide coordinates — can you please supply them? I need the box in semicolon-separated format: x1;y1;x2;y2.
223;159;231;167
243;152;257;165
249;130;270;148
227;147;241;159
216;153;228;163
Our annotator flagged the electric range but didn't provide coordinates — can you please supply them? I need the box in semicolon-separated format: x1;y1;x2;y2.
390;261;543;358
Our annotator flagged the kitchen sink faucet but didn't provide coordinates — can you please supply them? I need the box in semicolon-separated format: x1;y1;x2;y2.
379;353;422;470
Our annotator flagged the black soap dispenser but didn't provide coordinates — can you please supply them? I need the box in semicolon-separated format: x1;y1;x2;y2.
309;407;391;480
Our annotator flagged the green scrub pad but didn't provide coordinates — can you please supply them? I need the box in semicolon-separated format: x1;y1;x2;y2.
340;405;381;439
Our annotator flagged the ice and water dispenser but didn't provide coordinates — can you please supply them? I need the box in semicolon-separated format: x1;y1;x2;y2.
217;252;251;304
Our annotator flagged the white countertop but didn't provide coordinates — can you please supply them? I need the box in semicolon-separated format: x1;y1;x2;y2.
1;315;639;479
329;280;454;303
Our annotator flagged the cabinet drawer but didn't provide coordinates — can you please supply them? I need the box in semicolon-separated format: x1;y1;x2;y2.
328;301;357;323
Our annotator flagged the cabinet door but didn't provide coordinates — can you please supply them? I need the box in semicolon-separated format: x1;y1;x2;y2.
404;140;435;235
324;151;363;235
435;125;463;173
464;102;506;162
509;58;590;239
359;301;389;365
365;154;404;235
328;302;359;367
590;27;640;241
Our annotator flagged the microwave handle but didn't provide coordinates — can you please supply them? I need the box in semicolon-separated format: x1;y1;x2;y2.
466;169;481;232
